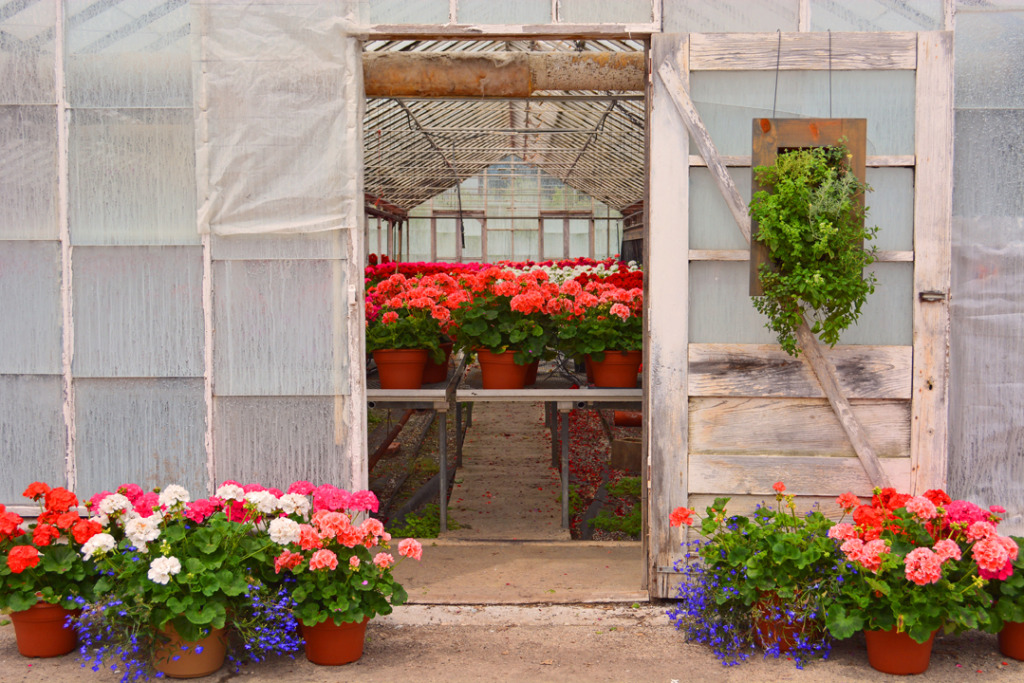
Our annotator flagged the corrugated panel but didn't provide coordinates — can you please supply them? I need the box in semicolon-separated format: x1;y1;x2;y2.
689;261;911;345
213;396;352;489
664;0;799;33
458;0;551;24
810;0;944;31
0;106;58;239
689;71;916;157
689;167;751;250
65;0;191;108
213;259;350;396
211;230;348;261
68;108;198;245
955;10;1024;110
72;246;204;378
0;375;66;502
0;0;55;105
0;241;62;374
74;378;207;496
559;0;654;23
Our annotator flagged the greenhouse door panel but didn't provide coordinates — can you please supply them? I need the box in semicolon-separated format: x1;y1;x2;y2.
645;32;952;598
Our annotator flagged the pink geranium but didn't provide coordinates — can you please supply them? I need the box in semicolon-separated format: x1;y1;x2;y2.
904;547;943;586
309;549;338;571
372;553;394;570
398;538;423;561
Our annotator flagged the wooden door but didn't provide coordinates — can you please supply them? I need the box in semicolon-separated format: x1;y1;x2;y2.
644;31;953;597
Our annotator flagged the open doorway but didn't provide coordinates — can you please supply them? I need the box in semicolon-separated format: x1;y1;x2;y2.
360;37;649;602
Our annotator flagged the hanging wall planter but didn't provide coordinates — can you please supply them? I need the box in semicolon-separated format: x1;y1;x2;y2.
748;118;878;357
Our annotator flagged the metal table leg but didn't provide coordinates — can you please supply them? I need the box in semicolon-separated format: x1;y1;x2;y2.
549;402;560;469
455;401;463;468
561;408;570;528
439;409;448;534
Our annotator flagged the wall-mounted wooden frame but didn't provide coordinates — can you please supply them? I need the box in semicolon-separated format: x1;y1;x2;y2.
749;118;867;296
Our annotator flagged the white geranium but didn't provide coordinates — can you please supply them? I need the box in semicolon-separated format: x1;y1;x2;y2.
158;484;190;508
81;533;116;560
147;556;182;585
277;493;311;517
268;517;301;546
215;483;244;502
244;490;280;515
98;493;134;517
125;513;162;550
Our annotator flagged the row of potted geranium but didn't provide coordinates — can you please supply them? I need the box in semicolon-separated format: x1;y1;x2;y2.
668;483;1022;674
0;480;422;680
365;259;644;390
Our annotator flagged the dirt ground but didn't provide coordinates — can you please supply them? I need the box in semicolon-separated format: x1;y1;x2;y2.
2;604;1022;683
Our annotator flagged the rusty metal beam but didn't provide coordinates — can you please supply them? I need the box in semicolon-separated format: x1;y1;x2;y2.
363;52;645;98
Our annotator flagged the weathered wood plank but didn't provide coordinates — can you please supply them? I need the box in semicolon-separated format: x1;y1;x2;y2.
647;33;692;598
689;397;911;458
688;344;912;400
689;155;915;168
689;32;917;71
658;58;750;243
796;322;893;487
689;454;913;496
911;32;953;493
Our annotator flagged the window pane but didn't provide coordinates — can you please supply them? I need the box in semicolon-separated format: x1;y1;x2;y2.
488;231;512;262
459;0;551;23
463;217;483;261
810;0;943;31
569;218;589;258
0;0;55;104
0;376;65;501
544;219;564;259
436;218;457;260
0;241;61;375
664;0;798;33
558;0;653;23
0;106;58;239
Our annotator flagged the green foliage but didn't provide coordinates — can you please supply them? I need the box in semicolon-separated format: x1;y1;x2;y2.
749;144;878;356
554;303;643;360
592;477;642;538
389;504;461;539
451;291;551;364
365;307;444;361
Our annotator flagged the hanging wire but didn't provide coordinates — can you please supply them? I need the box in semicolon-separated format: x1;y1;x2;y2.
828;29;833;118
772;29;781;118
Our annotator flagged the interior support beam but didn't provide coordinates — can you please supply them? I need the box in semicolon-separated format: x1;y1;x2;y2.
364;52;645;98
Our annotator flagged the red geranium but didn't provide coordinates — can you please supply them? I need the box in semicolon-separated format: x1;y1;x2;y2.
44;487;78;514
6;545;41;573
31;524;61;547
22;482;51;500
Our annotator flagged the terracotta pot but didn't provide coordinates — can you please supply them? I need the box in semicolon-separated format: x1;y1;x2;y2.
9;602;79;658
613;410;642;427
587;350;642;388
864;627;936;675
584;357;595;384
153;625;227;679
422;342;454;384
752;593;820;653
999;621;1024;661
524;359;540;386
302;617;370;665
476;349;528;389
373;349;428;389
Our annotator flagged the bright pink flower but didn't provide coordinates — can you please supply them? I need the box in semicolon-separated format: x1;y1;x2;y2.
906;496;939;520
399;538;423;561
860;539;889;573
904;547;943;585
309;549;339;571
287;481;315;495
974;536;1011;573
184;498;219;524
373;553;395;569
990;505;1006;514
827;523;858;541
933;539;962;563
840;538;865;562
772;481;786;494
350;490;380;514
361;518;385;540
134;492;160;516
609;303;631;321
274;550;304;574
312;511;350;540
313;485;352;512
88;491;114;511
349;556;361;569
966;520;996;542
836;492;860;511
117;483;144;503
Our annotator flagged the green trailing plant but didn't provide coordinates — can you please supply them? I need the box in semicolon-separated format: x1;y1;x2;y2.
749;144;878;356
389;504;461;539
592;477;642;538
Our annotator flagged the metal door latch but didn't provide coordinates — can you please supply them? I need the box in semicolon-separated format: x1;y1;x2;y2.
918;291;946;302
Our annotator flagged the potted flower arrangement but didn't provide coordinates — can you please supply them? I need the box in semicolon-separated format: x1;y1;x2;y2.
823;487;1012;674
260;482;423;665
668;482;838;668
551;277;643;387
983;535;1024;659
0;482;102;657
449;266;558;389
365;272;451;389
77;483;301;680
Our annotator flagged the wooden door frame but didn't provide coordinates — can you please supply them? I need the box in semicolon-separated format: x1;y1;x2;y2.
645;31;953;597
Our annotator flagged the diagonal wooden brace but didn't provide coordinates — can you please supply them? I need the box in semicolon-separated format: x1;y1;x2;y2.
657;58;893;489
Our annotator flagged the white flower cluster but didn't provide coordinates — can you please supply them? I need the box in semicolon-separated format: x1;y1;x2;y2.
268;517;301;546
215;483;244;502
277;493;311;517
81;533;116;560
147;556;182;585
158;484;190;508
245;490;280;515
124;513;163;552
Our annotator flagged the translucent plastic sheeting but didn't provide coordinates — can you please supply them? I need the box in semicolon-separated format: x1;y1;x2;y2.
558;0;655;23
663;0;799;33
74;378;207;496
955;10;1024;110
192;1;363;235
71;246;204;378
689;71;916;157
0;106;58;239
950;219;1024;534
954;110;1024;219
360;0;449;24
810;0;944;32
0;0;55;105
211;229;348;261
458;0;551;24
212;259;349;396
0;241;62;375
0;376;65;502
689;261;912;346
69;108;198;245
213;396;353;489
